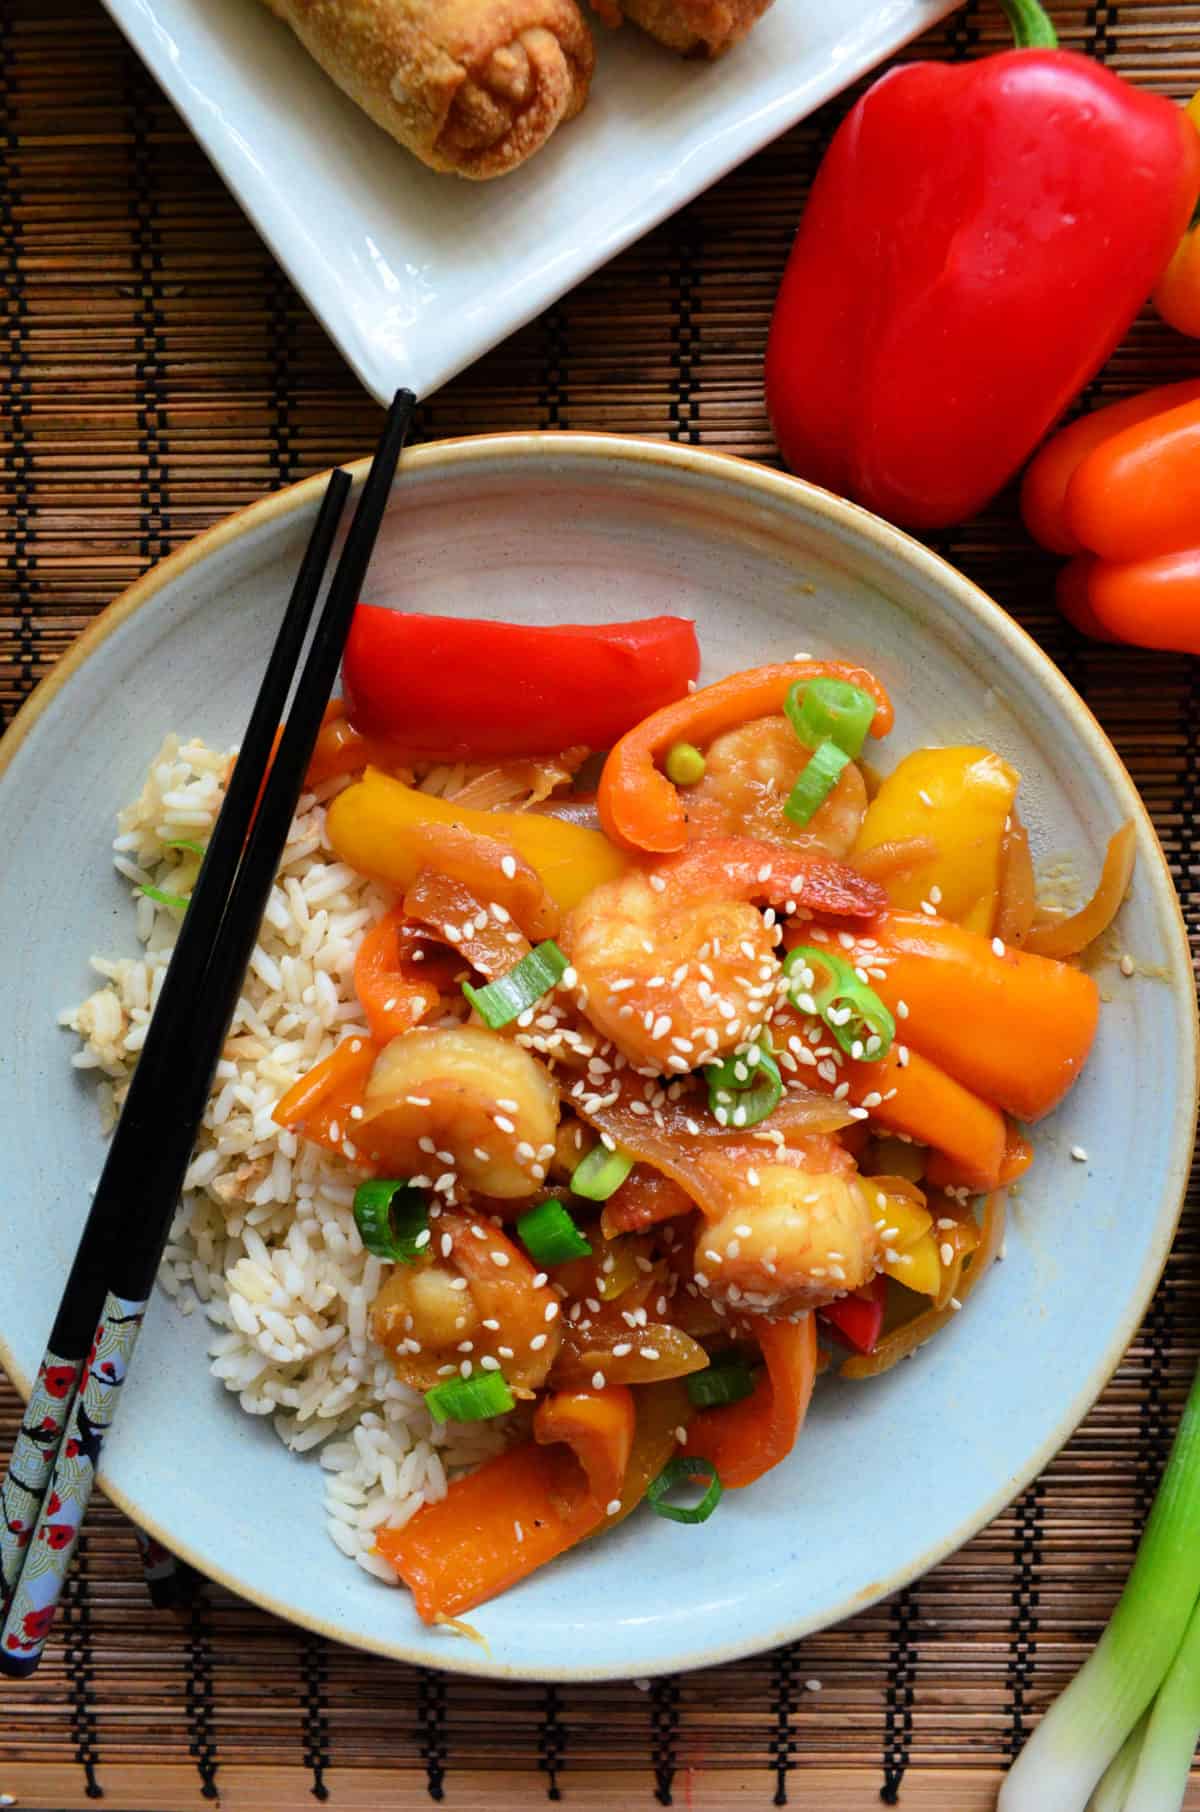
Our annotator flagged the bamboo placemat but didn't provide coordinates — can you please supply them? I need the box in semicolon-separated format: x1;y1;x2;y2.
2;0;1200;1805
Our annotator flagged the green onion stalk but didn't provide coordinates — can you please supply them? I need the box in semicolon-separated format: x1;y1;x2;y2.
1000;1364;1200;1811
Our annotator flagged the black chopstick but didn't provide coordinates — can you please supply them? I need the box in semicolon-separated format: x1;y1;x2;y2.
0;389;416;1675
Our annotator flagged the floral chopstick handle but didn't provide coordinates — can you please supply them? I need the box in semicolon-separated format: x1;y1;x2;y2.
0;1293;145;1675
0;1351;82;1610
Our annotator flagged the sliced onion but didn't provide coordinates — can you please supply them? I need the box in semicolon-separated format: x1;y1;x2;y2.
1022;822;1136;960
566;1071;853;1220
994;814;1037;946
839;1189;1007;1380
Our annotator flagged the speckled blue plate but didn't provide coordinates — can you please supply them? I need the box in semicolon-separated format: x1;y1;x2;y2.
0;436;1193;1680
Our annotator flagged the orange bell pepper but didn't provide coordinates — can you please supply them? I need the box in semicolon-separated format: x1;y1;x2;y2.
272;1036;379;1158
1022;380;1200;652
1154;94;1200;338
687;1315;817;1489
854;911;1100;1123
379;1441;606;1622
533;1386;636;1506
597;661;893;855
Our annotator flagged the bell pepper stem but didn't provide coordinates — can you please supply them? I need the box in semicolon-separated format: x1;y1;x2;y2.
997;0;1058;48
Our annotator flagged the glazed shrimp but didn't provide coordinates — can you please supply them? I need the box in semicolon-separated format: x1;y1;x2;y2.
370;1209;561;1392
694;1157;881;1318
360;1025;560;1198
561;837;885;1075
684;715;867;857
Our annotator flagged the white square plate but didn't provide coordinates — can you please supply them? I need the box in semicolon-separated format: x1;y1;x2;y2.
103;0;959;402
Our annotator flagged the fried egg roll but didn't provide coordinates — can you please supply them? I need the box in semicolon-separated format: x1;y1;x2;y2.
590;0;771;55
265;0;594;179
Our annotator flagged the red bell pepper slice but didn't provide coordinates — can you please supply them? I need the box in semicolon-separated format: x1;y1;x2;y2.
818;1276;887;1356
342;606;700;760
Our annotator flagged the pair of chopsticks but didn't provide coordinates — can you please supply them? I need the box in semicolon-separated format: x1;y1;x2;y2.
0;389;417;1677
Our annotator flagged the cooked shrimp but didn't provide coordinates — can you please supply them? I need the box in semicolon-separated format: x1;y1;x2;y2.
360;1025;559;1198
694;1161;881;1317
685;715;867;857
370;1209;561;1392
561;836;885;1075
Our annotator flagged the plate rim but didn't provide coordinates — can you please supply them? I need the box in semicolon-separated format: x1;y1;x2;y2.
2;431;1195;1681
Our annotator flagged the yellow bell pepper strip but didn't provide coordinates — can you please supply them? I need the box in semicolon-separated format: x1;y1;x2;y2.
1154;94;1200;337
326;766;628;915
869;1178;941;1298
853;747;1019;935
597;661;893;855
533;1385;636;1507
850;910;1099;1123
687;1315;817;1489
1021;377;1200;555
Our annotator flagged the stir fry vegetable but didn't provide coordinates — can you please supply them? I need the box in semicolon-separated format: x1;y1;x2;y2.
263;617;1121;1624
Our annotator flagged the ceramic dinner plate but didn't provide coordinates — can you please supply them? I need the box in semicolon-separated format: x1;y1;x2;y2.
100;0;958;402
0;436;1193;1679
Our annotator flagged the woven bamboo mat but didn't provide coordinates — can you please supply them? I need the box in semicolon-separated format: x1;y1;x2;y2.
2;0;1200;1805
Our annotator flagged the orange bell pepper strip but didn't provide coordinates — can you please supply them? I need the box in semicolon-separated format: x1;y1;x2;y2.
533;1385;636;1506
1021;377;1200;555
687;1314;817;1490
378;1441;606;1623
924;1119;1033;1194
792;1024;1008;1189
597;661;893;855
353;909;462;1045
852;911;1099;1122
272;1036;379;1158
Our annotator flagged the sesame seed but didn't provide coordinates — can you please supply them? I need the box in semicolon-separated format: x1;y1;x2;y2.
515;1521;524;1543
612;1341;633;1356
480;1354;501;1371
440;1233;453;1257
992;936;1006;957
804;1679;822;1694
493;1115;516;1134
949;1297;963;1312
530;1333;548;1351
501;855;517;879
606;1499;622;1516
592;1371;607;1389
642;1346;661;1361
918;789;934;807
1120;953;1135;977
1070;1145;1088;1163
920;900;937;918
490;1249;510;1266
482;1317;501;1330
450;1277;469;1292
414;1229;431;1248
459;1360;473;1378
896;1000;909;1019
649;873;667;893
940;1242;954;1265
544;1301;560;1322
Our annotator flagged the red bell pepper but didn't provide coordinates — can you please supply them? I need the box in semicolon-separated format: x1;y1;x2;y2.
342;605;700;760
818;1276;887;1356
764;0;1200;531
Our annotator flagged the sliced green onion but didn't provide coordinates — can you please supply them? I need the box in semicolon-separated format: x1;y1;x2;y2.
686;1359;757;1409
783;738;850;828
140;884;190;911
517;1197;593;1265
783;944;895;1063
424;1372;515;1423
706;1044;783;1129
571;1143;635;1201
162;836;207;857
998;1364;1200;1812
665;741;706;786
646;1457;723;1525
462;939;567;1029
785;676;875;759
353;1179;429;1263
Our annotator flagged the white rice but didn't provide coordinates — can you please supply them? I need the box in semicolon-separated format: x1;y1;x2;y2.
60;735;514;1587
